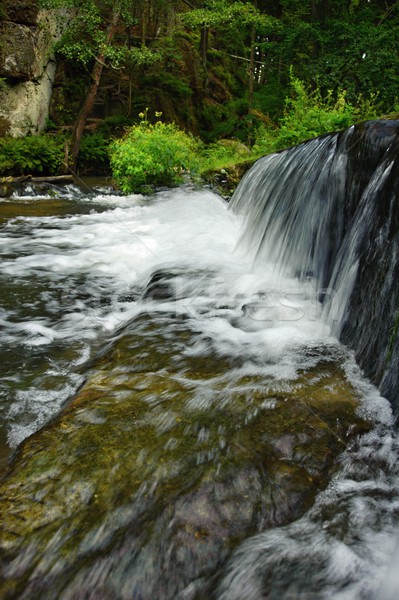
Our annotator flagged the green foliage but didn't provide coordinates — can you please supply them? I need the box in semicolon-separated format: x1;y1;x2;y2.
34;0;397;140
277;74;356;145
349;0;361;13
124;46;161;69
50;77;87;126
252;84;286;120
307;19;399;112
11;0;395;173
78;132;110;174
0;136;64;176
199;139;250;172
46;0;103;65
109;113;202;193
97;115;134;136
265;1;399;114
41;0;149;67
199;97;250;142
183;0;278;31
153;72;193;98
253;71;381;155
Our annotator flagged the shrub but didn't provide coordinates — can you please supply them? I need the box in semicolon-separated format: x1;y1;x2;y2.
78;132;110;174
97;115;135;136
0;135;65;176
199;97;249;143
109;114;201;193
253;70;381;156
199;139;250;173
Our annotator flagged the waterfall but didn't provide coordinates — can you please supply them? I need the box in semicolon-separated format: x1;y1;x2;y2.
229;132;347;289
1;127;399;600
230;119;399;409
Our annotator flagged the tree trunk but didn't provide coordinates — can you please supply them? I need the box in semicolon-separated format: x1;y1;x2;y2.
69;8;121;173
200;24;209;67
247;10;257;145
141;2;147;45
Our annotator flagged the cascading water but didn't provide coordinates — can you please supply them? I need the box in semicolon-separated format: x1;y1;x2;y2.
229;133;347;290
0;122;399;600
230;119;399;406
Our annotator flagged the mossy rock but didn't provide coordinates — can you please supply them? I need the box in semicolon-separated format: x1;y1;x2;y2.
0;312;371;599
216;139;251;157
203;157;258;198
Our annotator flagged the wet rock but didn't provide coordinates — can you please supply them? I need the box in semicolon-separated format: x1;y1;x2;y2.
0;182;12;198
203;158;257;199
0;314;371;599
142;268;214;302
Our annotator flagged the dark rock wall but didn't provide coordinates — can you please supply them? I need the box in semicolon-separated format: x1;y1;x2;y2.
338;121;399;410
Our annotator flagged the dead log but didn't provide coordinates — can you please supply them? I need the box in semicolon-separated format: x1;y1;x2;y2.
30;175;74;184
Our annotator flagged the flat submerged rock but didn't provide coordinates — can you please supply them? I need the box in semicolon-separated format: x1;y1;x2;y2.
0;313;371;599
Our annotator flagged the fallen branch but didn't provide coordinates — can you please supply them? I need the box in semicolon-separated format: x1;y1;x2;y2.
30;175;74;184
1;175;74;185
0;175;32;183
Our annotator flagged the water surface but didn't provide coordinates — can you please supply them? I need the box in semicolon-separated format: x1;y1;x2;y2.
0;183;398;599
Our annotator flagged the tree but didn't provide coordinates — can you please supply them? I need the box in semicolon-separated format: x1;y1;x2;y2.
183;0;279;141
69;5;121;171
183;0;277;62
35;0;398;157
40;0;161;171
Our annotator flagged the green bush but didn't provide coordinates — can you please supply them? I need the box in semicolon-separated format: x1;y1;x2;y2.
199;97;249;143
199;139;250;173
97;115;134;137
0;135;65;176
253;70;381;156
78;132;110;174
109;115;201;193
157;72;193;97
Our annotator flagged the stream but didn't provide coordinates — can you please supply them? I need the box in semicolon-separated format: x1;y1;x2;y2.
0;181;399;599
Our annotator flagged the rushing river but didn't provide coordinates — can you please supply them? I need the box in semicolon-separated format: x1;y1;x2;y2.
0;181;399;599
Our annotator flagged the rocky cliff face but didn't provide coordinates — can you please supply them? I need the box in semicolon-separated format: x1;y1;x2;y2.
0;0;66;136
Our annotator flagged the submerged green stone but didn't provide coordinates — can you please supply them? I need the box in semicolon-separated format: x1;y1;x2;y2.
0;313;371;599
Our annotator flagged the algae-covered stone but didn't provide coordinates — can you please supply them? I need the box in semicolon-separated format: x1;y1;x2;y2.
0;313;371;599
